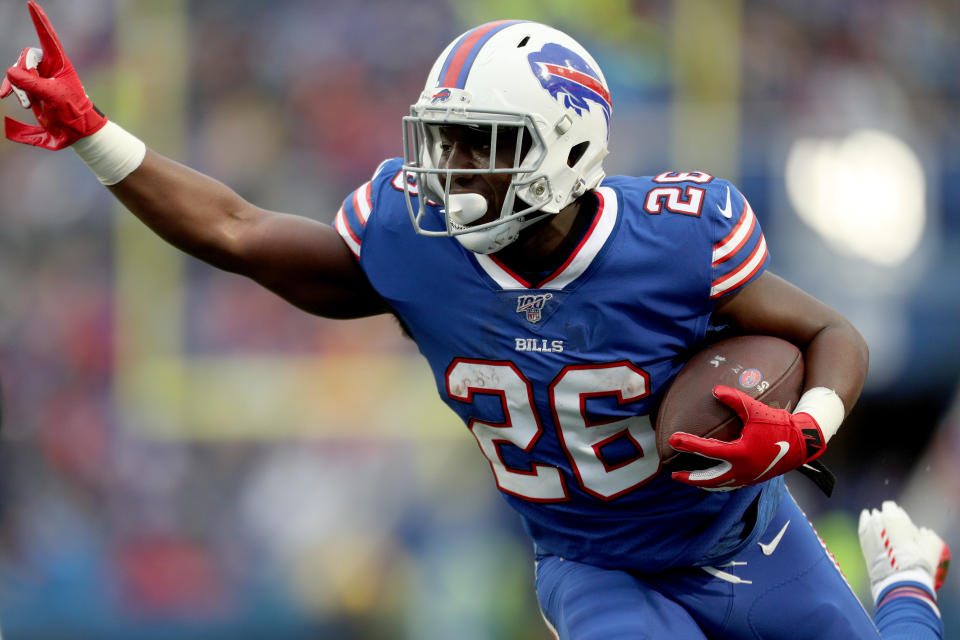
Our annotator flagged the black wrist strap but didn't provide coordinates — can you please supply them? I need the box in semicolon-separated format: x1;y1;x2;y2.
797;459;835;497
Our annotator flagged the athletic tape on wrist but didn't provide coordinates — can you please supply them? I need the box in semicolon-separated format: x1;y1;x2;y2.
71;121;146;186
793;386;845;442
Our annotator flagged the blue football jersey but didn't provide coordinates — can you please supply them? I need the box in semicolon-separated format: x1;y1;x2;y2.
334;159;774;572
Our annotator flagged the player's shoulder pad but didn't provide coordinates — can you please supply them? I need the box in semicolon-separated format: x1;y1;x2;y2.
609;171;731;221
333;157;403;259
699;177;759;248
635;171;755;231
700;177;749;227
615;171;768;298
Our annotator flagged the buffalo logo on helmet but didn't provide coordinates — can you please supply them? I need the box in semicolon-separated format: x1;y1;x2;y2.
527;43;612;131
431;88;452;104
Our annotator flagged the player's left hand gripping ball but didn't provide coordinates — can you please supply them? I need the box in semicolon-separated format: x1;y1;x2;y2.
1;1;107;149
668;385;826;491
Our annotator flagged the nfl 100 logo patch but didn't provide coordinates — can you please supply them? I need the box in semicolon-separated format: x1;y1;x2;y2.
516;293;553;323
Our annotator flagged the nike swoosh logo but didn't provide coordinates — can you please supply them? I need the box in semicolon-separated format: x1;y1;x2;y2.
759;520;790;556
753;441;790;480
717;186;733;218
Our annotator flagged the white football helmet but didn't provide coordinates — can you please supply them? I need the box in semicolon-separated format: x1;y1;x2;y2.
402;21;611;254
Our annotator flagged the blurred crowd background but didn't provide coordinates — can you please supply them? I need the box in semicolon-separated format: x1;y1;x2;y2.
0;1;958;638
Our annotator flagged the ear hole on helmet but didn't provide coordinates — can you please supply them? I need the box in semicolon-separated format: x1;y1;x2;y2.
517;36;530;48
567;141;589;167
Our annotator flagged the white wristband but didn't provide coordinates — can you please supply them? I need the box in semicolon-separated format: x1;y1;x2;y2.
793;386;845;442
71;121;146;186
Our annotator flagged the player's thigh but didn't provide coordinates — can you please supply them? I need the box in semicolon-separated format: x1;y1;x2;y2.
661;491;880;639
535;554;708;640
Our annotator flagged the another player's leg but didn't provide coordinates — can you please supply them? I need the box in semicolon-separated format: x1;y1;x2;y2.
858;501;950;640
534;554;708;640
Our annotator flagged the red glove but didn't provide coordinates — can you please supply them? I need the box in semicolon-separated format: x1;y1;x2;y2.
668;385;826;491
1;1;107;150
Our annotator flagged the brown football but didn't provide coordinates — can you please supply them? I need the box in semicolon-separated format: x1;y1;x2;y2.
655;335;804;466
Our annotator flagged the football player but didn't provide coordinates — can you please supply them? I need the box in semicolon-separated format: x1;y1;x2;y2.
2;3;948;638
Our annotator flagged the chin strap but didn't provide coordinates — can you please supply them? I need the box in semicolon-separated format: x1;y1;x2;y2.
446;190;557;254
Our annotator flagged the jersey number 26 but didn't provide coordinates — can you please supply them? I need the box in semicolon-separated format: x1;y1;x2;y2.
446;359;660;502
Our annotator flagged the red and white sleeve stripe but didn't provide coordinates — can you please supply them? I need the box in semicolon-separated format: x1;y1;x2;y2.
334;180;374;260
712;202;756;266
710;234;768;299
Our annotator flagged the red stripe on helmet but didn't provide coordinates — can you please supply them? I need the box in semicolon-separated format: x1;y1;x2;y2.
440;20;516;88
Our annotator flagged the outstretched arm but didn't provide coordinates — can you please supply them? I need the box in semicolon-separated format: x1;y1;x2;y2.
2;1;387;319
108;151;389;319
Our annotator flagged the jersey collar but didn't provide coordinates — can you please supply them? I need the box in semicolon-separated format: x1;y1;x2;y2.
473;186;619;290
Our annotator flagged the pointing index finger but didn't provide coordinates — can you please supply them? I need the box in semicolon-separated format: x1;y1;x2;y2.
27;1;66;77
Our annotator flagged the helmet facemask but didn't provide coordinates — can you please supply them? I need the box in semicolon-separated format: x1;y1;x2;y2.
402;21;611;254
403;107;554;254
